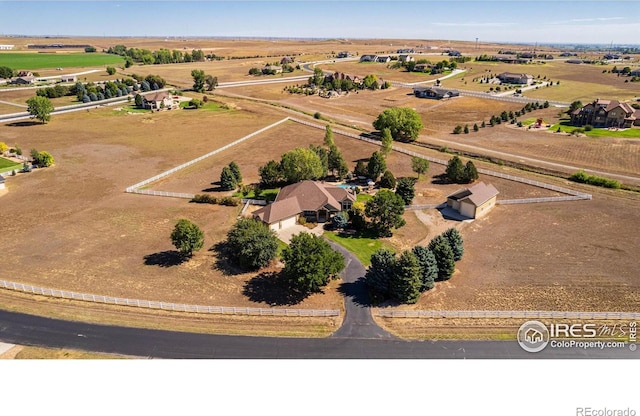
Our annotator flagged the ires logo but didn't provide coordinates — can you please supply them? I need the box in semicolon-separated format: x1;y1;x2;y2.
548;323;597;338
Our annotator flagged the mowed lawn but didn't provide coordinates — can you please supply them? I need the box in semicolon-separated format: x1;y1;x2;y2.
0;52;123;70
325;231;395;266
0;157;21;173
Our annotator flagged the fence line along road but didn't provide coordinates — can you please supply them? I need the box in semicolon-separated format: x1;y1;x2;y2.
374;309;640;320
0;279;339;318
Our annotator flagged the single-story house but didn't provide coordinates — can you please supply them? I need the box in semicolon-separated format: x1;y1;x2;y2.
61;75;77;82
337;51;352;58
142;91;179;111
398;54;414;62
446;182;499;219
413;63;431;73
11;76;35;85
0;175;6;190
280;57;294;65
497;72;534;85
0;45;14;50
376;56;391;63
253;180;356;230
17;71;34;77
413;86;460;99
570;98;640;128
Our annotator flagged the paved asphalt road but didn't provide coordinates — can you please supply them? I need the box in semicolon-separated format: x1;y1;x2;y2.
1;309;637;358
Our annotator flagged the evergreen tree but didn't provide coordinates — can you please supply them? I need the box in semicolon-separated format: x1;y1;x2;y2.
220;166;238;190
380;127;393;157
395;177;416;205
228;161;242;185
365;248;396;302
379;170;397;189
443;228;464;261
328;145;348;179
389;251;422;304
473;123;479;132
259;160;282;188
463;160;479;183
463;124;470;134
354;160;368;177
428;235;456;280
445;155;465;183
412;245;438;291
324;125;335;147
367;151;386;181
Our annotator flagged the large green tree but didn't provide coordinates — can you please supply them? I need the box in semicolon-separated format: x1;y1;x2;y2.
412;245;438;291
191;69;206;92
323;125;334;147
170;219;204;257
26;96;54;124
428;235;456;280
228;161;242;185
281;232;345;294
372;107;424;142
328;145;348;179
379;170;397;189
258;160;283;188
226;218;279;270
365;189;406;237
0;66;13;79
463;161;479;183
389;251;422;304
280;147;325;183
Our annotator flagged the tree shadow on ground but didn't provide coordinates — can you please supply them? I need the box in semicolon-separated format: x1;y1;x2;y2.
337;276;372;307
143;250;189;267
431;173;451;185
201;181;230;193
209;241;246;276
7;121;41;127
243;272;310;306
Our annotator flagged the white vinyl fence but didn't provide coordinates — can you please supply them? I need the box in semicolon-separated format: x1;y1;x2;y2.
125;117;290;194
0;279;339;317
374;309;640;320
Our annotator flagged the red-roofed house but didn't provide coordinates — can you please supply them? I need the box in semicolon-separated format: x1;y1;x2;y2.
253;180;356;230
446;182;499;219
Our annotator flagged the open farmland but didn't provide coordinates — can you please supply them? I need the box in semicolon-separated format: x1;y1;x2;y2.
1;35;639;342
0;52;123;70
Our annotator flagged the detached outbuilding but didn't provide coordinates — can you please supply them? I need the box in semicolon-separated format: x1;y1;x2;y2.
446;182;499;219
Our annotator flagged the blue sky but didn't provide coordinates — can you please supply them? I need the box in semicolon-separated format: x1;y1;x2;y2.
0;1;638;44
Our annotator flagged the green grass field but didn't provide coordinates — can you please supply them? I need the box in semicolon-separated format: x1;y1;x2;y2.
324;231;394;266
0;53;123;70
548;121;640;138
0;157;21;173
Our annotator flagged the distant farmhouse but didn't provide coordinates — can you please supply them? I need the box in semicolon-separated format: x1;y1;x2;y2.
570;98;640;129
413;86;460;99
497;72;534;85
253;180;356;230
0;45;14;50
337;51;353;58
446;182;499;219
359;55;391;63
61;75;77;83
398;54;414;62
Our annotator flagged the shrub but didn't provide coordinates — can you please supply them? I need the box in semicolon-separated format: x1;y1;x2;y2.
191;194;218;204
219;196;241;206
584;124;593;131
569;170;620;189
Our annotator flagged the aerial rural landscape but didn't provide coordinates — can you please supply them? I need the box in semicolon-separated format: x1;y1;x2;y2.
0;2;639;366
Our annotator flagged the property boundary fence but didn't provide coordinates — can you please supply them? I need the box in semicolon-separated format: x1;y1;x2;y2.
287;117;592;203
0;279;339;317
374;309;640;320
125;117;290;194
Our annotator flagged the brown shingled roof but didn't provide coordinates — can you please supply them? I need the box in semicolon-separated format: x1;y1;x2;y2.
253;197;302;224
447;182;499;207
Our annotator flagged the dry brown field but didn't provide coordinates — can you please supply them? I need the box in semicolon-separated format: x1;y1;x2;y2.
1;36;639;340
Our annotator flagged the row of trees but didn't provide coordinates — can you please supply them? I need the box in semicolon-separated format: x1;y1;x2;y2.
258;126;349;187
445;156;478;184
365;228;464;304
107;45;209;66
